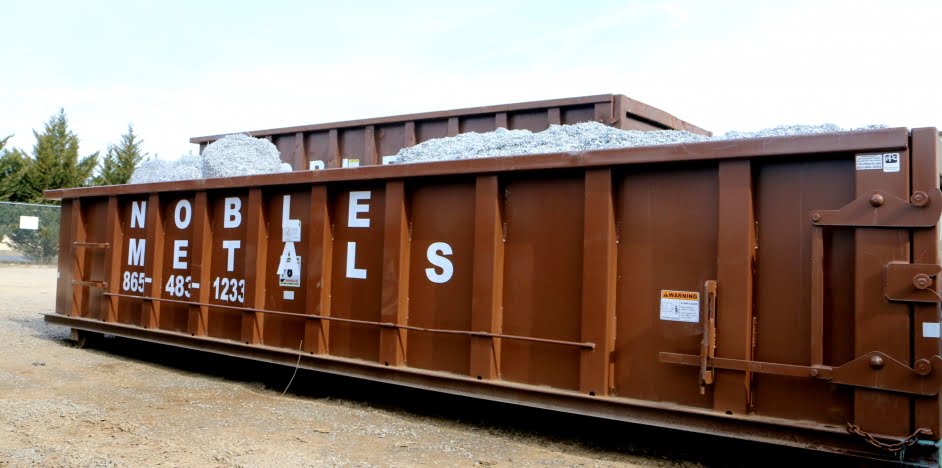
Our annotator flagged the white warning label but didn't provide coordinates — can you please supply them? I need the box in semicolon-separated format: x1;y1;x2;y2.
855;153;883;170
659;290;700;323
856;152;901;172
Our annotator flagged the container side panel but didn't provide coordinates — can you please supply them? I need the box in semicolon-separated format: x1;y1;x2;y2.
407;180;475;375
262;188;311;349
500;173;584;390
376;124;405;162
329;185;386;361
460;116;497;134
117;196;148;325
306;132;330;170
273;134;297;167
561;106;595;126
207;191;249;341
158;194;196;333
613;164;717;407
508;110;550;133
340;128;366;166
754;158;855;424
416;120;447;144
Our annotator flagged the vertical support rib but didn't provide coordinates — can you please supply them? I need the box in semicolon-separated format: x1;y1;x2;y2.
141;194;165;329
495;113;508;130
714;160;756;414
580;169;617;396
404;122;416;147
70;198;86;318
188;192;212;336
103;196;122;323
242;189;268;344
364;126;378;166
380;180;410;366
55;201;73;316
854;147;911;436
293;132;307;171
327;129;340;169
911;127;940;436
305;185;332;354
447;117;459;137
470;175;505;380
594;102;612;124
548;107;561;126
810;226;824;367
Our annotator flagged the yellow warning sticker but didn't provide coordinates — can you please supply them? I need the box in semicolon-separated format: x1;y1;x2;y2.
659;290;700;323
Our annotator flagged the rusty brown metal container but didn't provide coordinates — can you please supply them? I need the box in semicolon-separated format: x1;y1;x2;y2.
189;94;710;170
46;127;942;465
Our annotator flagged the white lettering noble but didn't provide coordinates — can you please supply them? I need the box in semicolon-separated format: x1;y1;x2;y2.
345;242;366;279
222;240;241;271
174;200;192;229
172;240;189;269
282;195;292;226
425;242;454;284
131;200;146;229
128;238;146;266
223;197;242;228
347;191;371;228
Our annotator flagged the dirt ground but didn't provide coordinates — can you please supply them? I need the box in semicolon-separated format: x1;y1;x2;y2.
0;264;715;467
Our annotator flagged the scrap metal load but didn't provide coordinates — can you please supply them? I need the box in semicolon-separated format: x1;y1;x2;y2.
45;95;942;465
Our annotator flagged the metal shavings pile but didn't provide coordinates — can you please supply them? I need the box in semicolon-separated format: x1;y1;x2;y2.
129;135;284;184
128;155;200;184
392;121;887;164
200;134;283;179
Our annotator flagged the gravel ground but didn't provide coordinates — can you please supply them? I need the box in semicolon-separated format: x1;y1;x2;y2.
0;265;704;468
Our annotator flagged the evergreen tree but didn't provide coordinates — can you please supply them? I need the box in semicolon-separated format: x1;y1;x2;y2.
0;135;31;201
0;142;32;201
19;109;98;202
95;124;146;185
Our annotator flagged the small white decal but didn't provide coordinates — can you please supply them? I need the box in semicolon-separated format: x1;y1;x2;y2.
279;256;301;288
882;153;900;172
923;322;941;338
19;216;39;230
282;219;301;243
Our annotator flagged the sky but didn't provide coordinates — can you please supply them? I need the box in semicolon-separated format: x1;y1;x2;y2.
1;0;940;161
